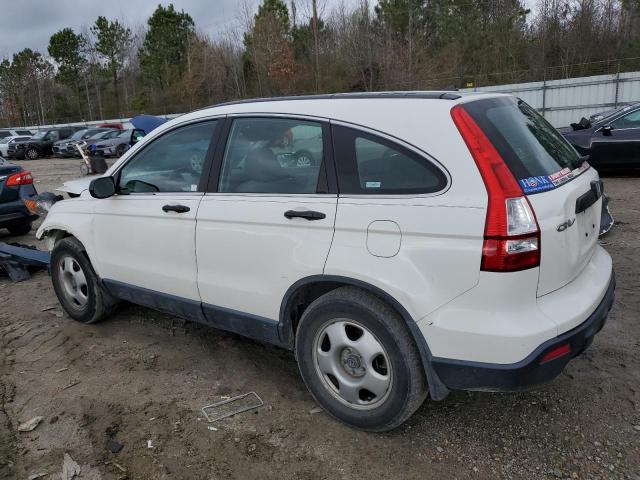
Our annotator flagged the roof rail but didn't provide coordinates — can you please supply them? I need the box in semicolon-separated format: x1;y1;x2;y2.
209;91;461;109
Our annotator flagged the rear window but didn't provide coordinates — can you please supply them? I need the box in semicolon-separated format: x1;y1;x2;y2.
464;97;586;194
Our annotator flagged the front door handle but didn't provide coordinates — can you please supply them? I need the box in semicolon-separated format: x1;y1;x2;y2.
162;204;190;213
284;210;326;220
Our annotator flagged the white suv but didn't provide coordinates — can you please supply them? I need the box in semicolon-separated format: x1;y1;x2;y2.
37;92;615;431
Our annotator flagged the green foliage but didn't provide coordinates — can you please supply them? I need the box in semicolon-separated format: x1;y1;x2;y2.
256;0;290;31
139;4;195;89
91;17;131;78
47;28;85;86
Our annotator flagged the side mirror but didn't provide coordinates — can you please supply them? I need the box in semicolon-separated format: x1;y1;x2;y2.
601;125;613;136
89;176;116;199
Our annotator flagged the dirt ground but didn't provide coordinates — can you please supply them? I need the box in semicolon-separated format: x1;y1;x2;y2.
1;157;639;480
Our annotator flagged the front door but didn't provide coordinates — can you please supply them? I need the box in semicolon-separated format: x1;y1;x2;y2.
91;119;221;311
196;116;337;340
591;108;640;167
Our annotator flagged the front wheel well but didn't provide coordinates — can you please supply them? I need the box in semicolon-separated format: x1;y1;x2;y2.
42;229;72;251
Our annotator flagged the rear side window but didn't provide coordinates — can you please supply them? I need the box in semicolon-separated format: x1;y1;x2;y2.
332;125;447;195
218;117;324;194
463;97;584;193
16;130;32;135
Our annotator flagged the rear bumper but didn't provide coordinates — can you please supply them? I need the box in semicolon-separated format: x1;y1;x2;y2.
0;199;38;227
431;272;615;391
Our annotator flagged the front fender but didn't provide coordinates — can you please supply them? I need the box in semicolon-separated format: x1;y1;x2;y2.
36;198;100;275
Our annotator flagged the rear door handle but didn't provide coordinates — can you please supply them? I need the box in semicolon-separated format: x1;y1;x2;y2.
162;204;190;213
284;210;326;220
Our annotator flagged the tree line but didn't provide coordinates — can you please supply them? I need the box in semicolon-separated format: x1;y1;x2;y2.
2;0;640;128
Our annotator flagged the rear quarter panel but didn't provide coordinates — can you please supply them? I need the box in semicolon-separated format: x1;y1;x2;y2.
323;102;488;321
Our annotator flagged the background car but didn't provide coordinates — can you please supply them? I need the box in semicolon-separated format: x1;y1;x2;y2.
53;128;118;157
561;103;640;170
94;128;146;157
8;127;81;160
0;156;38;235
0;135;32;157
0;128;35;140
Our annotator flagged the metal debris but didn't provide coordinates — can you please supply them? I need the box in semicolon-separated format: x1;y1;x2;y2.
0;242;50;282
201;392;264;423
61;453;81;480
600;194;614;236
17;416;43;432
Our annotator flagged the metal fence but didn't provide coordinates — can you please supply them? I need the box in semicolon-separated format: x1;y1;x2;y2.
461;71;640;127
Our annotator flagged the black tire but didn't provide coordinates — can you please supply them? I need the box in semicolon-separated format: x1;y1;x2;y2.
7;223;32;236
25;148;39;160
295;286;427;432
51;237;118;324
115;144;127;157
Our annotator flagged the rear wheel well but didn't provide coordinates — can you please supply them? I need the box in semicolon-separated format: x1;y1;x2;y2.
285;281;346;339
282;279;415;348
281;277;451;401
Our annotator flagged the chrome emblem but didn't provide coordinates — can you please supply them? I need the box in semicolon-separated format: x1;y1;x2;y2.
557;218;576;232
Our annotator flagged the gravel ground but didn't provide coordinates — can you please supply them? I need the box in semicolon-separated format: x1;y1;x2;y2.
1;157;639;480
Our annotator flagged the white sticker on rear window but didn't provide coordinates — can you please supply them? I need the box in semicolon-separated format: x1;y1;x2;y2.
365;181;381;188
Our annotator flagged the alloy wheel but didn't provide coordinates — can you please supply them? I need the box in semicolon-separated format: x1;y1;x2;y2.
313;319;393;410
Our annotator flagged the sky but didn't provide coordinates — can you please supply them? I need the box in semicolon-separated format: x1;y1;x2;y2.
0;0;354;60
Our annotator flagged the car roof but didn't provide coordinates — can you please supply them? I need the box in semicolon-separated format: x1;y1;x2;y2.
172;91;506;125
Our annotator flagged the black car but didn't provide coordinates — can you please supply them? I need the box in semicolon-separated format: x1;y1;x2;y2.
8;127;80;160
0;157;38;235
560;103;640;170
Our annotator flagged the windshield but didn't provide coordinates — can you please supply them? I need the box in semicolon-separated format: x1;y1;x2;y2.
117;130;132;138
70;129;89;140
464;97;586;194
31;131;46;139
0;137;10;144
596;104;638;125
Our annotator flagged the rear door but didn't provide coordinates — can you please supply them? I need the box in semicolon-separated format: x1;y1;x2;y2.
195;116;337;328
463;97;602;296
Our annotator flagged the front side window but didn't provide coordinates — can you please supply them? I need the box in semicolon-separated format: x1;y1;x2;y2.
218;118;324;194
333;126;447;195
118;120;218;193
611;109;640;129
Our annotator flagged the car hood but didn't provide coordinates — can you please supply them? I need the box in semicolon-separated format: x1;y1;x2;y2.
56;176;95;195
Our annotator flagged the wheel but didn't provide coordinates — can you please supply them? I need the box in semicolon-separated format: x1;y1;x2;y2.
115;144;127;157
51;237;118;324
295;287;427;431
25;148;39;160
7;223;32;236
79;163;90;175
295;151;315;167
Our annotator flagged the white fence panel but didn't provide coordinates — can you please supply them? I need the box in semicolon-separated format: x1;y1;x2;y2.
461;71;640;127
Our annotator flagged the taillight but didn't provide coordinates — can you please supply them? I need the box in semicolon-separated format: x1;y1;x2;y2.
451;105;540;272
6;171;34;187
540;343;571;364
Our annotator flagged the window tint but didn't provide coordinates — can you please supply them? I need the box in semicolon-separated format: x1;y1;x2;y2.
219;118;323;194
333;126;447;194
118;120;217;193
611;109;640;129
463;97;581;180
16;130;32;135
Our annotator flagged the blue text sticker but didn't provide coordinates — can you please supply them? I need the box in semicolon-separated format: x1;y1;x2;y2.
519;175;554;194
